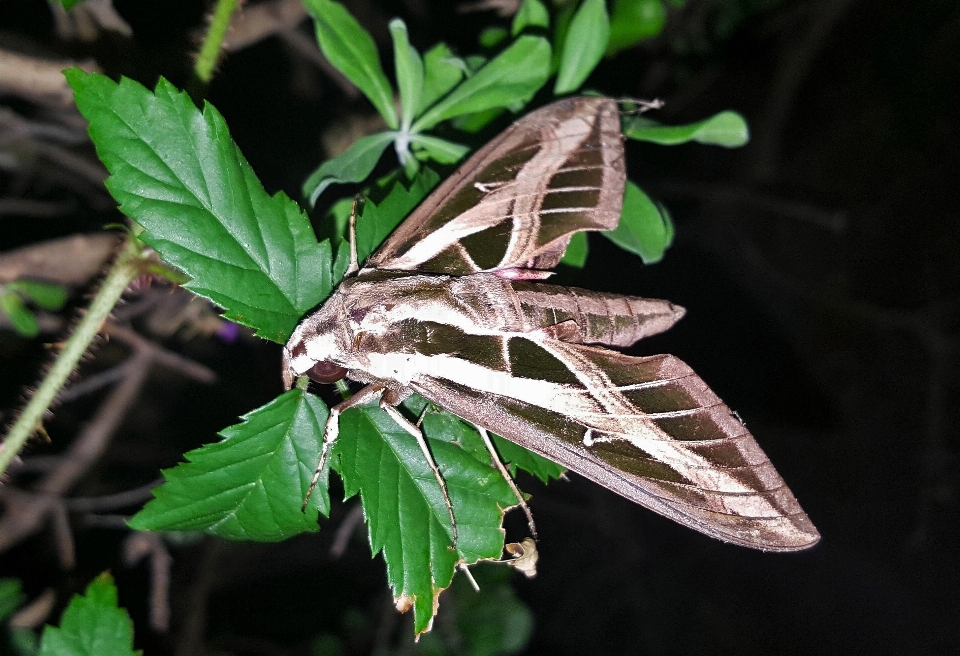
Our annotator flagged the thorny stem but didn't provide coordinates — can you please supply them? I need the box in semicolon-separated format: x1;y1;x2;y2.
193;0;240;87
0;237;145;477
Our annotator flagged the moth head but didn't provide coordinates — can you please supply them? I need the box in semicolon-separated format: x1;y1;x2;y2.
282;316;349;390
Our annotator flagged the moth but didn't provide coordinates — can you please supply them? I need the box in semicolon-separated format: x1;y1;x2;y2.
283;96;820;551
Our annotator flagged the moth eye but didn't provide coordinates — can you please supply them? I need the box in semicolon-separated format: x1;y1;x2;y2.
307;360;347;384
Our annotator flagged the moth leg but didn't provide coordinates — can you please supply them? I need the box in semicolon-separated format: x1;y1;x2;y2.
475;426;538;541
346;194;362;276
379;401;459;548
302;384;385;511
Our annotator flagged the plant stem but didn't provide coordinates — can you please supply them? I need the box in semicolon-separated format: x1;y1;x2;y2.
0;238;144;477
193;0;239;85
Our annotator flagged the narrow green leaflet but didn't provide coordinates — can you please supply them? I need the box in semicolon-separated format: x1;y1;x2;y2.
607;0;666;56
66;70;331;344
0;578;23;621
304;0;398;129
402;395;565;486
412;35;551;131
389;19;424;131
603;181;674;264
303;131;397;206
624;110;750;147
38;573;138;656
6;280;67;310
419;43;465;115
355;168;441;265
491;435;566;485
129;390;330;541
554;0;610;94
512;0;550;35
479;27;509;49
559;230;589;268
333;406;519;636
0;293;38;337
409;133;470;164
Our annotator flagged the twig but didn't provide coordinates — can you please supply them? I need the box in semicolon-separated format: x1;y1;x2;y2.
105;324;218;384
0;348;153;552
749;0;859;182
65;478;164;513
123;532;172;632
0;237;144;478
329;502;365;558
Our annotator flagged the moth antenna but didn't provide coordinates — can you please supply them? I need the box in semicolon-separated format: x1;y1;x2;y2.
301;384;385;512
380;402;459;547
616;97;665;114
346;194;363;276
475;425;538;541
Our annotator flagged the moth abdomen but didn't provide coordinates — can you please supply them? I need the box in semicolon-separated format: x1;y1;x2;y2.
511;282;686;347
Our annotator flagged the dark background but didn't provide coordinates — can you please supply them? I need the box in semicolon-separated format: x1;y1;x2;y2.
1;1;957;654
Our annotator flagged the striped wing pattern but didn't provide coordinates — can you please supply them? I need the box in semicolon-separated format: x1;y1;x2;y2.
406;335;819;551
367;97;625;275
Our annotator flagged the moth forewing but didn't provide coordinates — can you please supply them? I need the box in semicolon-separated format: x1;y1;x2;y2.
283;96;819;553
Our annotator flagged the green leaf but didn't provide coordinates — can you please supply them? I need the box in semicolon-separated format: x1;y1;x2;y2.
389;19;424;131
333;405;519;636
554;0;610;94
419;43;465;115
55;0;82;8
303;131;397;206
412;35;551;131
491;435;566;484
66;70;331;344
409;133;469;164
479;26;509;49
356;167;441;264
624;110;750;147
603;181;674;264
559;230;588;268
0;578;24;622
304;0;398;129
550;1;577;74
129;390;330;541
0;293;39;337
512;0;550;35
7;280;67;310
607;0;666;56
38;573;138;656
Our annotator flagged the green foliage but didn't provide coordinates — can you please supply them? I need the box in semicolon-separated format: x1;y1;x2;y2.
625;110;750;147
38;574;138;656
554;0;610;95
65;70;332;344
0;578;23;622
305;0;398;129
604;181;675;264
334;405;519;634
53;0;83;9
302;1;551;204
0;280;67;337
513;0;550;35
607;0;668;56
129;390;331;541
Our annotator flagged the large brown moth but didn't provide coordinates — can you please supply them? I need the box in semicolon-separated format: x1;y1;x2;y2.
283;96;819;551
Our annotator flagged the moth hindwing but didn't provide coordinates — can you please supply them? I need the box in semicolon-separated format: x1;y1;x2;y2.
284;96;820;553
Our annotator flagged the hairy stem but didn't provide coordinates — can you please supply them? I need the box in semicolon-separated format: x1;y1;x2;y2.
0;238;144;477
193;0;240;85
